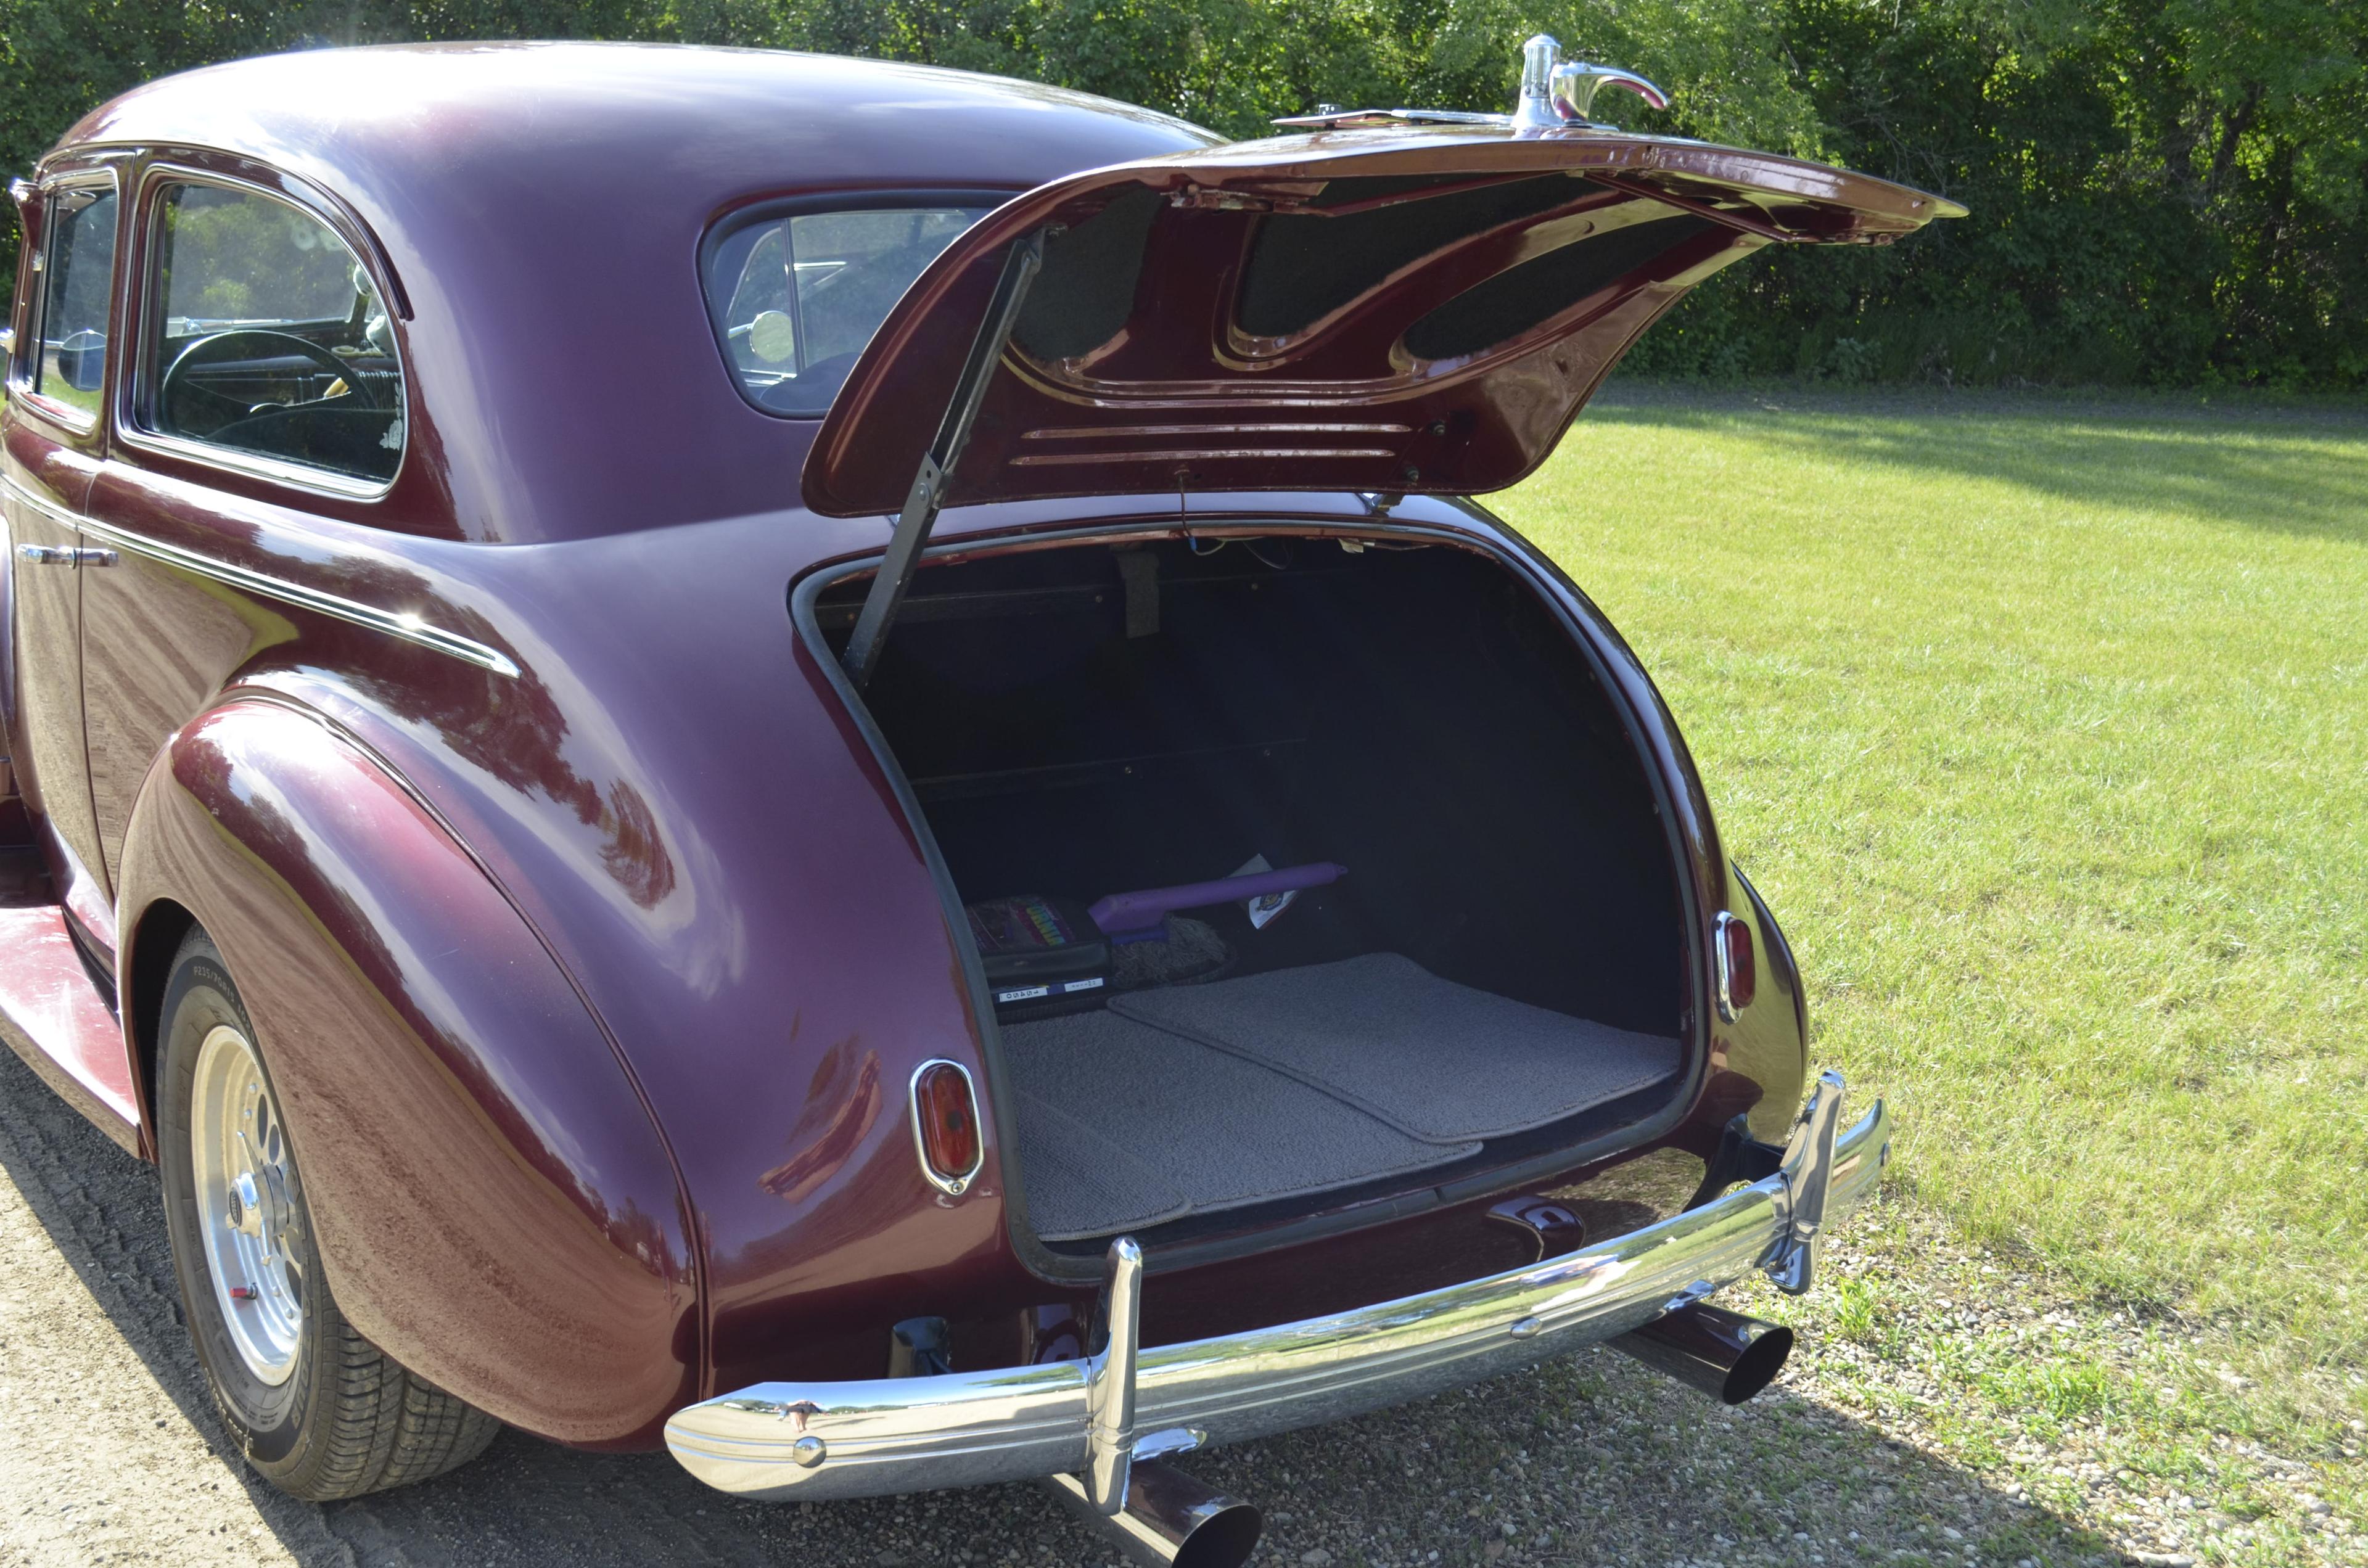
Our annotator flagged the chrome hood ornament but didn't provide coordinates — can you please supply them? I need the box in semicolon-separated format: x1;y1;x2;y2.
1521;33;1670;126
1273;33;1667;132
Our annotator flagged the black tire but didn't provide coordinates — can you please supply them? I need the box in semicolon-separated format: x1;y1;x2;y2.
158;927;500;1500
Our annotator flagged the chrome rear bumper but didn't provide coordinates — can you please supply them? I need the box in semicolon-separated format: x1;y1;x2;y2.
667;1073;1886;1503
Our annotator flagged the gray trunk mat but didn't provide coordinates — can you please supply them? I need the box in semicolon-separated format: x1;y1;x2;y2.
1003;1010;1479;1242
1109;952;1681;1144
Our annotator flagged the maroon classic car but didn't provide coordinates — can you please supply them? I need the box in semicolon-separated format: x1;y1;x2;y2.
0;38;1956;1565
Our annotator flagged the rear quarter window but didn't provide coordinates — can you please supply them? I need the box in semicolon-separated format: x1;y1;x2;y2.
702;200;995;419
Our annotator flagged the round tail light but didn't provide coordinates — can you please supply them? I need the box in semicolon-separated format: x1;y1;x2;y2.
910;1061;984;1195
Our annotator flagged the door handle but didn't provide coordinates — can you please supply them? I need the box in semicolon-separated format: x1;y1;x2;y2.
15;544;117;567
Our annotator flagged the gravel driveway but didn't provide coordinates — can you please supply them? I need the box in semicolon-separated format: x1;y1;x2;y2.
0;1043;2230;1567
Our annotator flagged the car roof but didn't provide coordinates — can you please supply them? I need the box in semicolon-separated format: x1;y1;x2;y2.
61;43;1218;213
53;45;1220;543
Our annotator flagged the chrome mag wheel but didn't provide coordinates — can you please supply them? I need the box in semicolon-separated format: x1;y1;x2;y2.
189;1024;305;1384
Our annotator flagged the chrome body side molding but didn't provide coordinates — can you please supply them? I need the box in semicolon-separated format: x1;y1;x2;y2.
665;1077;1888;1503
0;472;519;678
17;543;116;567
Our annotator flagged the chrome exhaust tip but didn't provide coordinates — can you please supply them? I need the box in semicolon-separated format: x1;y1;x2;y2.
1610;1301;1794;1405
1044;1459;1264;1568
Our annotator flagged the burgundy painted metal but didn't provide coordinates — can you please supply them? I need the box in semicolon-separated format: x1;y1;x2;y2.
0;43;1864;1450
1485;1194;1587;1261
114;699;699;1445
808;129;1960;515
0;903;141;1151
4;244;115;926
53;44;1215;546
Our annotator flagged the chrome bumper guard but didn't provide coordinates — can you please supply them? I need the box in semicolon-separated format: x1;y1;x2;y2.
667;1072;1886;1503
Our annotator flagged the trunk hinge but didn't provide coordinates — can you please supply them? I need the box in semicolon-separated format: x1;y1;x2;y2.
840;227;1048;689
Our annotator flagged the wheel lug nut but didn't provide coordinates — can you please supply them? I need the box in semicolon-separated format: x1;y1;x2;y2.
228;1171;265;1236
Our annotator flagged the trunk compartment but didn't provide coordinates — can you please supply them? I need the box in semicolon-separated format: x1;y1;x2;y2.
807;527;1695;1253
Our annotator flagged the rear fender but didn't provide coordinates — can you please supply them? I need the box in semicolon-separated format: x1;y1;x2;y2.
115;696;698;1447
1709;861;1809;1146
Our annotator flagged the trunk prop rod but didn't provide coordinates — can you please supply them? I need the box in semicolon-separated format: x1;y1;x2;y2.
841;227;1048;689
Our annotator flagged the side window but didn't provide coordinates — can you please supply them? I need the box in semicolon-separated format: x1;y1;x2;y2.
704;203;992;417
142;182;403;485
27;185;118;419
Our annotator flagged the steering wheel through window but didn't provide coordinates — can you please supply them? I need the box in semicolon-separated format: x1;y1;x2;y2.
144;181;405;485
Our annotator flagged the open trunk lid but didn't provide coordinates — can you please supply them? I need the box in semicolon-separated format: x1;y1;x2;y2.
802;124;1963;517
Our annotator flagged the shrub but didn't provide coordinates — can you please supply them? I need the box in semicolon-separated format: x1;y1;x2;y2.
4;0;2361;388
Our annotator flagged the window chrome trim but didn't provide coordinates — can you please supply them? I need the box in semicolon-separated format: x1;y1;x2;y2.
699;187;1018;422
10;388;102;435
115;427;397;501
9;168;121;435
117;163;408;501
0;471;518;678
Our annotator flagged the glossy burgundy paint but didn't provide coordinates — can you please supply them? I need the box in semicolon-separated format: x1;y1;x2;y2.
810;130;1959;514
0;903;141;1151
1717;863;1807;1144
57;44;1216;545
5;323;114;923
0;44;1844;1449
115;699;699;1445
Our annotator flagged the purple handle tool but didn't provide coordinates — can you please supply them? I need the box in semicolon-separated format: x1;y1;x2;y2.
1088;862;1347;940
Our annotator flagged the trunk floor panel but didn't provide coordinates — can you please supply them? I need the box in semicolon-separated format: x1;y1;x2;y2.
1108;953;1682;1144
1004;954;1683;1242
1003;1010;1479;1242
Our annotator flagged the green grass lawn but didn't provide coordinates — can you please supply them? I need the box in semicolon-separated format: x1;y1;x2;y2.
1500;388;2367;1430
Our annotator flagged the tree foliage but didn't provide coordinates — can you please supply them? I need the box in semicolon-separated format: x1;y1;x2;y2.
2;0;2361;387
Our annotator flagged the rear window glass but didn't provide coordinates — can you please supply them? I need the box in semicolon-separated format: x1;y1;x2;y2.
703;203;993;418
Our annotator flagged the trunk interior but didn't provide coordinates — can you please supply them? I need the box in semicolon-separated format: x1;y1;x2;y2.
812;531;1693;1253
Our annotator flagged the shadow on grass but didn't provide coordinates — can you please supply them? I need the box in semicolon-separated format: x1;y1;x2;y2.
1583;390;2368;544
0;1041;2116;1567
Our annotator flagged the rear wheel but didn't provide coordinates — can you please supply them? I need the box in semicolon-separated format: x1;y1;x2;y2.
158;928;499;1499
